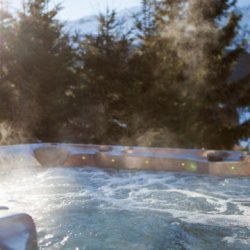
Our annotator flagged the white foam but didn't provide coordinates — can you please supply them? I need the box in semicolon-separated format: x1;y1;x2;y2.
1;167;250;248
223;234;250;245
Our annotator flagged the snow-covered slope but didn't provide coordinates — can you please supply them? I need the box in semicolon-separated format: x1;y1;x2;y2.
66;7;140;34
66;5;250;48
233;6;250;50
239;6;250;31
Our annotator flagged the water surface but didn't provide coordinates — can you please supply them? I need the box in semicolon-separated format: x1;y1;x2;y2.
0;166;250;250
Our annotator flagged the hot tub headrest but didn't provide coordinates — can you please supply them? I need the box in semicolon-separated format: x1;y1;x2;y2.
34;146;69;166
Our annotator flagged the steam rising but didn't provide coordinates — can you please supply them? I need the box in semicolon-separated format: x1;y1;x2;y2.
0;122;31;145
159;0;226;84
0;144;40;169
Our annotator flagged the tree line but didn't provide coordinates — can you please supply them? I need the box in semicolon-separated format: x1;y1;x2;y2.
0;0;249;149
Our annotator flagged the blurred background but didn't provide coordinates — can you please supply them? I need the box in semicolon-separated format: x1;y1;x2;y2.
0;0;249;149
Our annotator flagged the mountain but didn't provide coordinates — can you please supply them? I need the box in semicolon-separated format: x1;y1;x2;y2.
65;7;140;35
238;5;250;32
66;5;250;81
66;5;250;50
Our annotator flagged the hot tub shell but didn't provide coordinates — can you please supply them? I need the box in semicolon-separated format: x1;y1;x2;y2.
33;143;250;176
0;143;249;249
0;211;38;250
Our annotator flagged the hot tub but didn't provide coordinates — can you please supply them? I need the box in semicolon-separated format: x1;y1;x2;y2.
0;144;249;249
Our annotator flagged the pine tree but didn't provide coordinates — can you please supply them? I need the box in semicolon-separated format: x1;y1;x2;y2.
125;0;185;147
0;1;17;121
12;0;77;141
75;10;133;144
155;0;250;149
136;0;157;39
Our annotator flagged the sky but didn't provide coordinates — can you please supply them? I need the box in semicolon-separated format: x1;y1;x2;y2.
8;0;249;21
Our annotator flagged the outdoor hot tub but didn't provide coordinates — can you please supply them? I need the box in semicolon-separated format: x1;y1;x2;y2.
0;144;250;249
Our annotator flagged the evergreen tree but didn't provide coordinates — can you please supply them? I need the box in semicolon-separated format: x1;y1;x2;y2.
0;0;248;148
12;0;77;141
75;10;133;144
155;0;250;149
126;0;185;147
136;0;157;39
0;1;17;121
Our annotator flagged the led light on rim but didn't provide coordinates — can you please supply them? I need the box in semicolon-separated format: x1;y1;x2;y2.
187;161;198;172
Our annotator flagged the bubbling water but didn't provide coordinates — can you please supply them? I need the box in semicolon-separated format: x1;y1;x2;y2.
0;166;250;250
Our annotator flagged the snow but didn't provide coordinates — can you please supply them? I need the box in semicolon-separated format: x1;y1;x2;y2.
65;6;140;35
65;5;250;50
